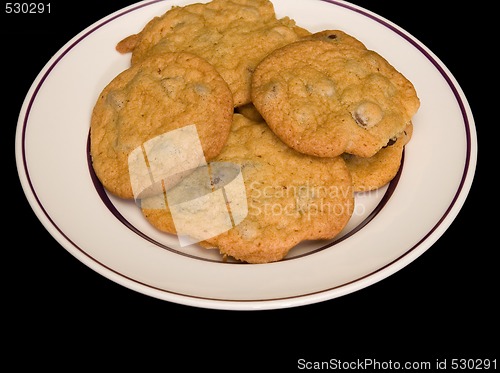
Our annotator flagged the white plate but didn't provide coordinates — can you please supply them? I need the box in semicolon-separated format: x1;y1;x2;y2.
15;0;477;310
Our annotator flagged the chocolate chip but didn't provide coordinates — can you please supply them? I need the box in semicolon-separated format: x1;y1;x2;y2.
352;101;383;129
353;112;367;127
383;138;397;148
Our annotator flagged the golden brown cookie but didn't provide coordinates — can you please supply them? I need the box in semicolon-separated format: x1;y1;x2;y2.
116;0;306;107
251;35;420;158
342;122;413;192
90;52;233;199
141;114;354;264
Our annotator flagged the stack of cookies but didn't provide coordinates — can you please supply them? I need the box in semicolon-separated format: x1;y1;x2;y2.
90;0;420;263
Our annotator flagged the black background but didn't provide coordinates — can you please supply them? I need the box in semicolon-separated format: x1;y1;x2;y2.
3;0;493;368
